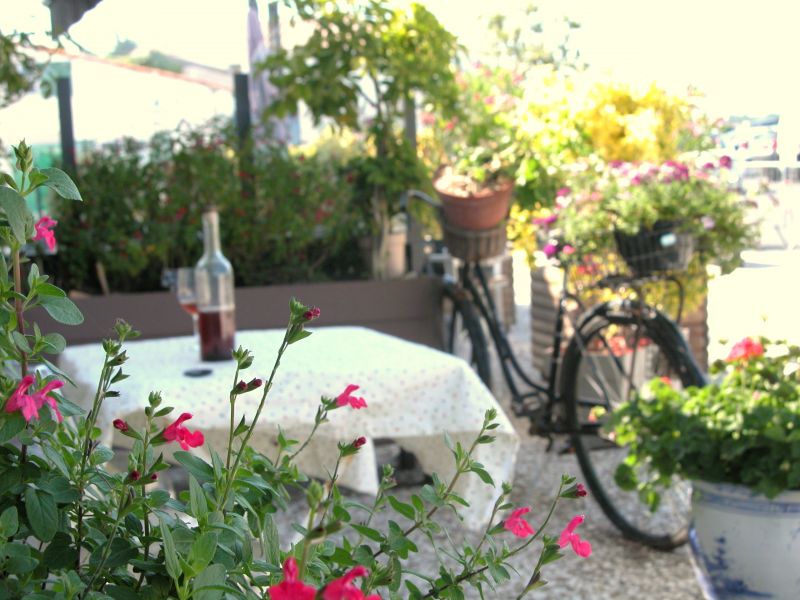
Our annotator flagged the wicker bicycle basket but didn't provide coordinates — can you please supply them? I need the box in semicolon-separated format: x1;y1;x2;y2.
613;223;695;276
442;220;507;262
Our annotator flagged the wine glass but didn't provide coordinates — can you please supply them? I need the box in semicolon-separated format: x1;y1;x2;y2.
175;268;199;344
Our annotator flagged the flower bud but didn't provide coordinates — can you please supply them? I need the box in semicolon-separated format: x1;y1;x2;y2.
128;470;141;481
113;419;129;432
576;483;587;497
303;306;321;321
353;436;367;449
149;473;158;482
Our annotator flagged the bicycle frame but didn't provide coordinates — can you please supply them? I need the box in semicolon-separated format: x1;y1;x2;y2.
451;258;702;436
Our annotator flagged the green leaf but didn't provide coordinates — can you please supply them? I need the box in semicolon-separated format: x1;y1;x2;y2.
42;531;79;570
188;531;218;573
193;563;227;600
11;330;31;353
1;171;18;190
39;294;84;325
0;412;26;443
42;332;67;354
350;524;385;542
90;445;115;466
27;168;49;191
470;466;495;487
189;475;209;519
24;486;58;541
90;537;138;570
287;328;312;345
0;506;19;537
40;168;82;200
159;519;182;581
37;282;67;297
174;451;214;483
387;495;416;520
0;186;32;244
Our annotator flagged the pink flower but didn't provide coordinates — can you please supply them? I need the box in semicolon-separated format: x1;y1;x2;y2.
561;244;575;256
558;515;592;558
113;418;129;432
163;412;205;450
576;483;587;497
34;379;64;423
419;111;436;127
532;214;557;226
701;216;716;230
4;376;64;423
304;307;321;321
556;187;571;197
336;384;367;409
33;215;57;251
726;337;764;362
353;436;367;449
542;243;558;258
503;506;535;538
269;557;317;600
322;566;380;600
4;375;38;422
702;162;715;171
719;155;732;169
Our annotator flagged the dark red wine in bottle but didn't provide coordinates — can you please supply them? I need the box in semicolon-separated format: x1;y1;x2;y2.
198;309;236;361
195;206;236;361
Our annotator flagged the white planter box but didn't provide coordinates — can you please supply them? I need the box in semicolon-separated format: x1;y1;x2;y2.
690;480;800;599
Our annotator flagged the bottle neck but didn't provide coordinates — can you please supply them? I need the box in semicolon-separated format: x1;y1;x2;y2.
201;210;222;256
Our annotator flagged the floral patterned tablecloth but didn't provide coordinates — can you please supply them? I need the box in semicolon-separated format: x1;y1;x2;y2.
59;326;519;524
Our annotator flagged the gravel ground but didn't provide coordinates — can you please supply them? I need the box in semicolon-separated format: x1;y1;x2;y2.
261;294;704;599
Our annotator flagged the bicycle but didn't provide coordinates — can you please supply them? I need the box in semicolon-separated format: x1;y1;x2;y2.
404;191;707;550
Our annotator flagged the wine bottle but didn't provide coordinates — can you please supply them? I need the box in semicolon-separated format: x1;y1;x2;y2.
195;206;236;361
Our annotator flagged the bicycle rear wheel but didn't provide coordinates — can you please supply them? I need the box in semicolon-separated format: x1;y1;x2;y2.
442;284;492;388
560;302;705;550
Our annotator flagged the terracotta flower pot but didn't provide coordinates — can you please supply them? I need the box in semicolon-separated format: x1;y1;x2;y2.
433;177;513;231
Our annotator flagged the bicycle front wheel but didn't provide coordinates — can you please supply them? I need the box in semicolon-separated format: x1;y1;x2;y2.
560;303;705;550
442;284;492;389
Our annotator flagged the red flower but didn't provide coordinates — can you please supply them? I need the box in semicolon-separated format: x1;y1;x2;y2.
353;436;367;449
336;384;367;409
719;155;733;169
33;215;57;251
128;470;141;481
4;376;38;422
726;337;764;362
503;506;535;538
576;483;588;497
269;557;316;600
4;376;64;423
304;307;321;321
163;412;204;450
558;515;592;558
149;473;158;482
322;566;380;600
113;419;129;432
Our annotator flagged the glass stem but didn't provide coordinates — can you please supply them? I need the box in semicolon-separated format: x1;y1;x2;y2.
192;314;199;341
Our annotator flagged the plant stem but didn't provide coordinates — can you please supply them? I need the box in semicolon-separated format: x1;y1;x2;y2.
218;329;291;511
12;249;27;377
225;365;241;470
82;484;130;597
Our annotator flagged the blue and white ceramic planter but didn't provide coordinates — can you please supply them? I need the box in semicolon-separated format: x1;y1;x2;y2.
689;481;800;599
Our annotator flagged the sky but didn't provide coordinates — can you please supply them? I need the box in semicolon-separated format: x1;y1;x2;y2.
4;0;799;118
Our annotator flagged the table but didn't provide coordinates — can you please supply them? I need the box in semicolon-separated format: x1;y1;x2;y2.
58;326;519;524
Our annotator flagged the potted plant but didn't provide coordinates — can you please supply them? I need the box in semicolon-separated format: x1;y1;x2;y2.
610;336;800;598
426;65;520;232
527;157;757;370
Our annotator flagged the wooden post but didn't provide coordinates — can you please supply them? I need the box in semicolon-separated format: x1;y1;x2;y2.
404;94;426;275
56;76;76;174
234;71;254;199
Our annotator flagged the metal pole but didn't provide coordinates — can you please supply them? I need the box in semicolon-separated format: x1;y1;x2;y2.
56;76;76;174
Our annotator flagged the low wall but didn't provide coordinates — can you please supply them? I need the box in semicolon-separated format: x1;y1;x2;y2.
38;277;444;350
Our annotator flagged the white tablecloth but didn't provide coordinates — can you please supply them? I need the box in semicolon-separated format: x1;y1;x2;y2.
59;327;519;523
